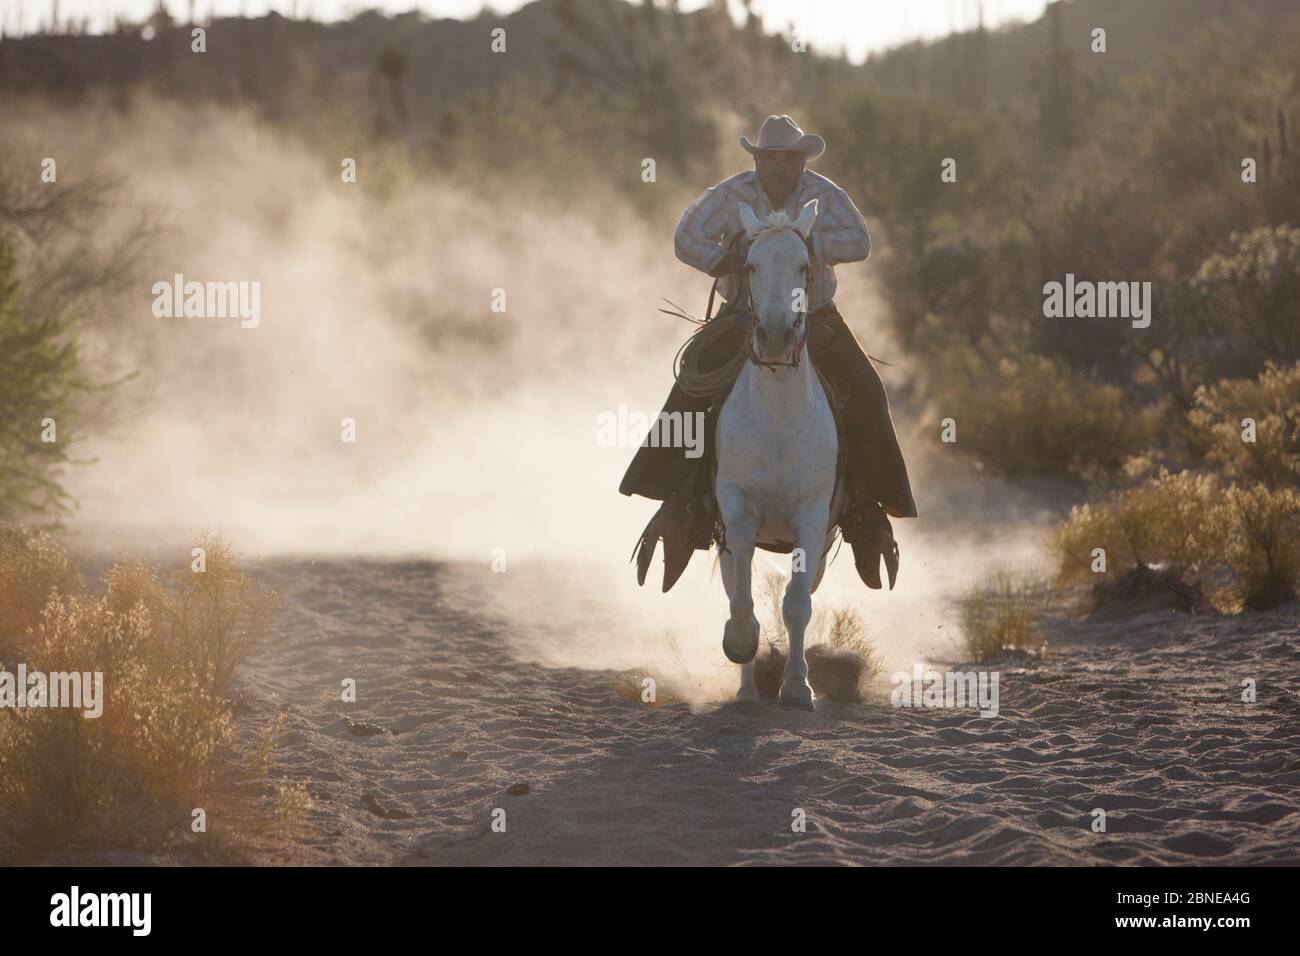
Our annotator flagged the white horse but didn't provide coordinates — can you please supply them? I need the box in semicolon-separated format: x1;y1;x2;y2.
717;199;841;711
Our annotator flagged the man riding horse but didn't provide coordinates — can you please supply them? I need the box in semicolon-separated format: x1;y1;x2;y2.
620;114;916;590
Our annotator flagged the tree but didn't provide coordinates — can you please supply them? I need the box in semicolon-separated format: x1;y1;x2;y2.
0;235;89;521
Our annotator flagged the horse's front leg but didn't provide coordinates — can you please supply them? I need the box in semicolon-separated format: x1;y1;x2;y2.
721;544;760;700
717;485;760;665
779;506;829;710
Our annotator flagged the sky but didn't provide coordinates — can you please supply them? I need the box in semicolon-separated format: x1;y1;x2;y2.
1;0;1052;62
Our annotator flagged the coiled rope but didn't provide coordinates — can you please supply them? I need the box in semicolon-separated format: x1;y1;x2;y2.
671;313;747;401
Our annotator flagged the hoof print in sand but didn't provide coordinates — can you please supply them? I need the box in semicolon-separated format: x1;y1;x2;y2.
505;782;531;796
361;793;411;819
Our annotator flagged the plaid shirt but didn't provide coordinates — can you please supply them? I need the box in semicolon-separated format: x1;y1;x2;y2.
673;169;871;311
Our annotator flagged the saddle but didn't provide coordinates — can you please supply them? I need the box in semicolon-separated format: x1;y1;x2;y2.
631;309;900;593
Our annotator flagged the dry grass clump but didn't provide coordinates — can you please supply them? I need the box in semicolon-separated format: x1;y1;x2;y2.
956;568;1051;663
611;670;686;707
273;781;315;830
611;629;693;706
751;567;882;703
0;527;279;858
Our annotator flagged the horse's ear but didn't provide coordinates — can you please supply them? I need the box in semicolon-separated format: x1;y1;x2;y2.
794;198;818;239
738;203;762;238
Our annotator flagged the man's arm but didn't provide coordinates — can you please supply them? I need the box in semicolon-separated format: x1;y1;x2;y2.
674;183;735;276
810;185;871;268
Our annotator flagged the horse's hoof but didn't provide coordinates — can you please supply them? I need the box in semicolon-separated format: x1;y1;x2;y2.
778;679;815;711
722;617;760;664
735;685;760;703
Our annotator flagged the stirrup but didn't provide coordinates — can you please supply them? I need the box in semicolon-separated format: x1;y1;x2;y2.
841;501;900;590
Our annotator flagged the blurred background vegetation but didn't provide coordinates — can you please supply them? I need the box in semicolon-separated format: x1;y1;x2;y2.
1;0;1297;606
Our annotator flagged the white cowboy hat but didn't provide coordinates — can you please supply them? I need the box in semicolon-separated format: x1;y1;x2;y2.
739;114;825;159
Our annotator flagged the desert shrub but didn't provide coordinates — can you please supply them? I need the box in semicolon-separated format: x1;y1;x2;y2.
1053;472;1300;612
1053;470;1219;584
957;568;1051;663
1188;362;1300;489
0;529;277;857
822;15;1300;429
1191;226;1300;375
932;343;1158;480
0;524;79;653
115;539;278;705
1202;484;1300;610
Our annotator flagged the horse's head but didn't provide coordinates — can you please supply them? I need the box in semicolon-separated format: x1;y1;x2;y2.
737;199;818;366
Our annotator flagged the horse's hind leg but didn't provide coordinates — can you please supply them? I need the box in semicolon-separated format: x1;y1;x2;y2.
717;487;760;666
736;661;758;701
810;536;832;593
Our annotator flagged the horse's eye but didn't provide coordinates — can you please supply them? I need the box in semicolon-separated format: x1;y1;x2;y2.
793;316;803;329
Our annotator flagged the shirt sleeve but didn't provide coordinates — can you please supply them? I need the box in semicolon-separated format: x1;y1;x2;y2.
674;183;734;275
812;186;871;267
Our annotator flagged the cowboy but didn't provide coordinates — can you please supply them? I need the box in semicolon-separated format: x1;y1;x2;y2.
620;114;916;589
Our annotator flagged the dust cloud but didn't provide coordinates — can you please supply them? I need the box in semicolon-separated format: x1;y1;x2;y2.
16;98;1058;696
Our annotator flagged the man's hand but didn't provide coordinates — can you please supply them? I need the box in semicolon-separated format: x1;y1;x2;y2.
708;252;746;277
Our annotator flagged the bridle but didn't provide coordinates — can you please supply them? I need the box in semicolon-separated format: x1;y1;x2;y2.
712;230;811;371
735;228;813;371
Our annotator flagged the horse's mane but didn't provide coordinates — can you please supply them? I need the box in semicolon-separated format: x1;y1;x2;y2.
750;211;798;243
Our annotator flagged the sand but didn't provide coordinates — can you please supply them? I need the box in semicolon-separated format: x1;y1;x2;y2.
222;556;1300;866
